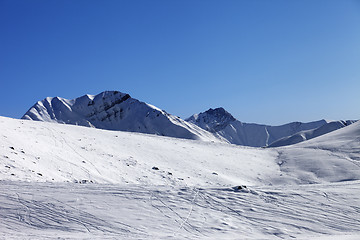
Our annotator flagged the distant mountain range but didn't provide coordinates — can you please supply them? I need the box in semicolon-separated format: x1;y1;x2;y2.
186;107;356;147
22;91;357;147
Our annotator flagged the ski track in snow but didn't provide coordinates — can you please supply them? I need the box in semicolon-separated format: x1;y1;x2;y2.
265;126;270;147
0;181;360;239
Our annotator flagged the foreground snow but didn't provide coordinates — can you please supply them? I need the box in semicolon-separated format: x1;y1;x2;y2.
1;116;360;239
1;181;359;239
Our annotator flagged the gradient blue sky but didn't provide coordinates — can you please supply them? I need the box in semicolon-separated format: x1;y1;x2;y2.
1;0;359;125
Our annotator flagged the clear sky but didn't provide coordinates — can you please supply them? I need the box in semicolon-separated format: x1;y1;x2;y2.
1;0;359;125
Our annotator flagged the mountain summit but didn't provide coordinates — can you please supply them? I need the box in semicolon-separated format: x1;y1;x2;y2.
185;107;236;132
22;91;222;142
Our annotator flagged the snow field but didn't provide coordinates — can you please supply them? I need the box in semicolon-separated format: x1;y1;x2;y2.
0;116;280;186
1;116;360;239
0;181;359;239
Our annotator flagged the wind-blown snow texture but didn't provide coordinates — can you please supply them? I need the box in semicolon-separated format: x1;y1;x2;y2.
1;181;360;240
187;107;355;147
1;116;360;239
22;91;222;142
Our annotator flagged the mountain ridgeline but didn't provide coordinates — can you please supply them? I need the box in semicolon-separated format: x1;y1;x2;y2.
22;91;222;142
22;91;356;147
186;107;356;147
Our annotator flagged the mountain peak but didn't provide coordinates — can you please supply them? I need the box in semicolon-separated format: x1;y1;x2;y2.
204;107;236;121
186;107;236;132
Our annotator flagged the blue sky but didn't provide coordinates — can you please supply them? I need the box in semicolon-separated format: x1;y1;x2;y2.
1;0;359;125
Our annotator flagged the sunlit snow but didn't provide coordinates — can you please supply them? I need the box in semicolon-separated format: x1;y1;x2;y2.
1;116;360;239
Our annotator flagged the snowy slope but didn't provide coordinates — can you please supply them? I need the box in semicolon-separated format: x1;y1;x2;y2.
271;120;360;184
0;116;278;186
187;107;353;147
1;116;360;186
22;91;222;142
1;116;360;239
268;120;356;147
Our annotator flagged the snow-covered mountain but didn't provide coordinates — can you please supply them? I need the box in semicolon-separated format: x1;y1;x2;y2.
268;120;356;147
187;107;354;147
22;91;222;142
187;107;237;133
23;93;355;148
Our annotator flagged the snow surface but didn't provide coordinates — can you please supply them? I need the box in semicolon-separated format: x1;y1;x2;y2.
1;116;360;239
1;181;360;239
0;116;277;186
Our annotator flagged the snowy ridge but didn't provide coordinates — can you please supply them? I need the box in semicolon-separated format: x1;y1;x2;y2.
22;91;222;142
187;107;354;147
271;120;360;185
268;120;357;147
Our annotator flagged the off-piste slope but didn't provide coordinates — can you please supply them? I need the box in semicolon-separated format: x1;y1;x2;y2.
272;120;360;184
187;107;355;147
22;91;222;142
1;116;360;186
